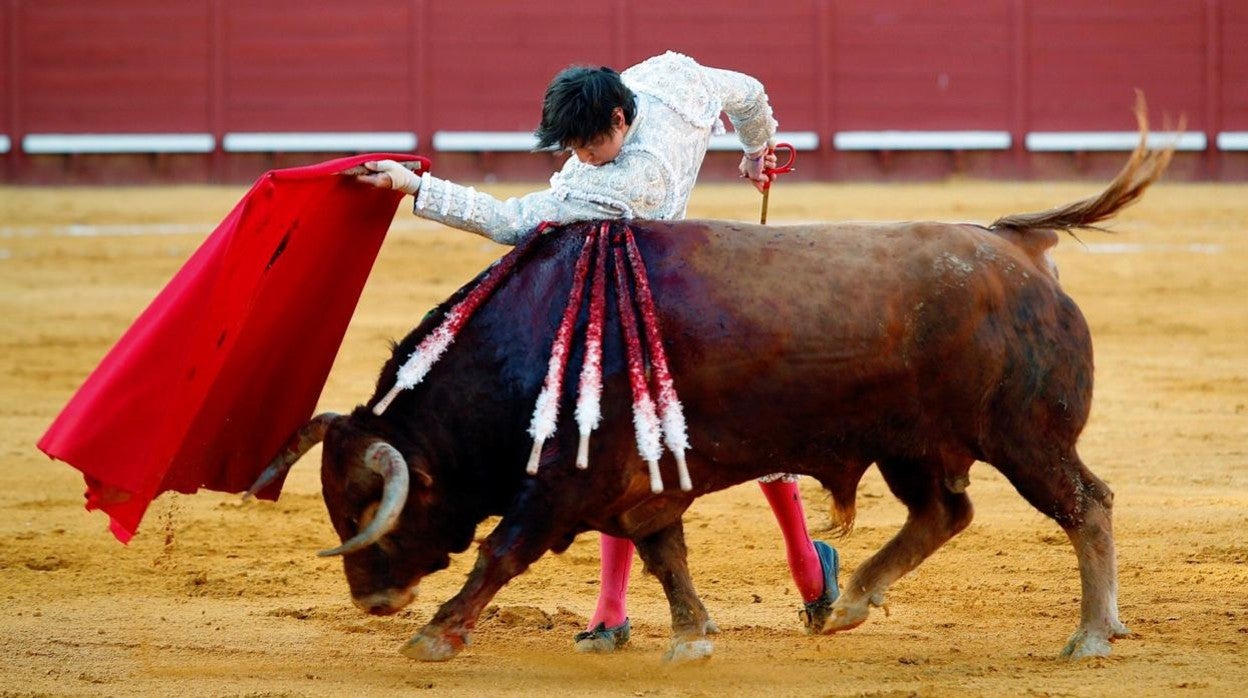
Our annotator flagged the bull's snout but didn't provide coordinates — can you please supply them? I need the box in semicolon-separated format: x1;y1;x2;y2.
352;585;419;616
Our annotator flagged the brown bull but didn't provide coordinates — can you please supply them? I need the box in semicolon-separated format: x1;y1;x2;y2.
252;109;1172;663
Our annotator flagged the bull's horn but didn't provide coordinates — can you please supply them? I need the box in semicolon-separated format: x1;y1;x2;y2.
318;441;411;557
243;413;340;500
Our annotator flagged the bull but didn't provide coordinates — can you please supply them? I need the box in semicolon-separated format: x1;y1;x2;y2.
252;112;1172;663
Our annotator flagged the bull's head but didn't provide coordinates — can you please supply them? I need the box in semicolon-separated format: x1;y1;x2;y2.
247;411;469;615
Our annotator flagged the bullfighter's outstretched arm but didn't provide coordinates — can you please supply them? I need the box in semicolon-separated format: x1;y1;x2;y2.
407;148;674;245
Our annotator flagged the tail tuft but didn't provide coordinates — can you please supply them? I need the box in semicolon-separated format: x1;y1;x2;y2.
991;92;1177;235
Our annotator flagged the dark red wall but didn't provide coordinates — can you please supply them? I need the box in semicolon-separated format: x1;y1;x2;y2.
1222;0;1248;131
15;1;212;133
222;2;415;132
1;0;1244;182
1027;2;1207;131
830;1;1015;131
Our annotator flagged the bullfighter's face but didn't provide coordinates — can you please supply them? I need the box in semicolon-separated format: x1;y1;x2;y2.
567;107;628;167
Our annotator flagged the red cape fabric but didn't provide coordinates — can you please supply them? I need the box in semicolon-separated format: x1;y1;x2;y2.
38;153;424;543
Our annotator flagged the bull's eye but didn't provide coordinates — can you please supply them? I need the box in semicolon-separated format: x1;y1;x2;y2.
376;537;399;556
357;501;381;531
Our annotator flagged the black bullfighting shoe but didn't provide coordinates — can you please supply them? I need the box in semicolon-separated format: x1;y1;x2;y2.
574;618;631;653
798;541;841;634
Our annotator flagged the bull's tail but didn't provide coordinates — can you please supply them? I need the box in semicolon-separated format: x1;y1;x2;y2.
990;93;1177;234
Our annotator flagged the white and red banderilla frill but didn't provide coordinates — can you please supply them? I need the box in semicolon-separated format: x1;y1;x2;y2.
373;221;692;493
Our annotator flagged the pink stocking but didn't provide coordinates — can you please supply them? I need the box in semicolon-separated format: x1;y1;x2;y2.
587;533;634;629
759;478;824;602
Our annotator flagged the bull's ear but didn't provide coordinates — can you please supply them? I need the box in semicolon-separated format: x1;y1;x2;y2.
352;450;432;490
411;458;434;489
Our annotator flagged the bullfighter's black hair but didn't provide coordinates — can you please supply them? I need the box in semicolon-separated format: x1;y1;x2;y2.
534;65;636;150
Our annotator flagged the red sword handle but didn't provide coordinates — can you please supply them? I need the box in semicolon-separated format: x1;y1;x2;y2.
760;142;796;224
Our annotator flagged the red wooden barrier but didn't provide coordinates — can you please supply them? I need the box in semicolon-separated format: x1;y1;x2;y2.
1;0;1244;182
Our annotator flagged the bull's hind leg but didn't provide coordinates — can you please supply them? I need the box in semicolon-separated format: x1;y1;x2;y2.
820;455;974;633
994;450;1128;659
633;519;714;662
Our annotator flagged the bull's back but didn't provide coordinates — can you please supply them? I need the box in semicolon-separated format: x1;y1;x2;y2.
635;218;1059;374
626;219;1087;466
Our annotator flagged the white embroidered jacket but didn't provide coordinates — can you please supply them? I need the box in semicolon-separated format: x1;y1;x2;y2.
411;51;778;245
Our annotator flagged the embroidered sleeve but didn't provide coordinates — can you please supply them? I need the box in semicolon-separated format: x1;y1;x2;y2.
412;150;672;245
413;174;621;245
700;66;778;153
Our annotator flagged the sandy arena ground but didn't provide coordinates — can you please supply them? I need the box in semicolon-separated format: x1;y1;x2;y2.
1;175;1246;696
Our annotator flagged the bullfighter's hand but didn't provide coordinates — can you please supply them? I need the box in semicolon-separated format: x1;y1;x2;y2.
354;159;421;195
739;147;778;194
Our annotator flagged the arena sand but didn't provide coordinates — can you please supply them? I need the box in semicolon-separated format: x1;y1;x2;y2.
1;179;1245;696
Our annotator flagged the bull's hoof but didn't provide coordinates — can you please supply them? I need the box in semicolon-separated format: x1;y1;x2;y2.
1060;628;1113;660
400;629;467;662
574;618;631;653
663;637;714;663
816;600;871;634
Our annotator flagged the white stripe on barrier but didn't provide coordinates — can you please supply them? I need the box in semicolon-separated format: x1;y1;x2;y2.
432;131;541;152
835;131;1011;151
223;132;417;152
1217;132;1248;151
23;133;215;154
1026;131;1204;152
707;131;819;151
11;131;1242;156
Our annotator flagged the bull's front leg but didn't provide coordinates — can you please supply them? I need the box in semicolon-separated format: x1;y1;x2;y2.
400;490;561;662
633;519;714;662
